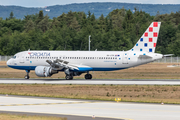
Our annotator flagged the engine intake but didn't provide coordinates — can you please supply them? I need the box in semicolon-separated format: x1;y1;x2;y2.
35;66;58;77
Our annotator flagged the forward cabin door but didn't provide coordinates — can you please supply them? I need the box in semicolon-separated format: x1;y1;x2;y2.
122;52;128;64
20;53;25;63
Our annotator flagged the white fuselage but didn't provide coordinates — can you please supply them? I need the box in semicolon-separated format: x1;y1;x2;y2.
7;50;163;72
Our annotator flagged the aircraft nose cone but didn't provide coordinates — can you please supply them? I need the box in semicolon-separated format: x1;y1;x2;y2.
6;59;11;66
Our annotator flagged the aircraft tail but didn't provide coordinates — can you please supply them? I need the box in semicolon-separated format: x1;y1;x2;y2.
132;22;161;53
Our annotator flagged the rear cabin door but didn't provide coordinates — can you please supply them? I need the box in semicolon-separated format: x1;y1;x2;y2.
122;53;128;64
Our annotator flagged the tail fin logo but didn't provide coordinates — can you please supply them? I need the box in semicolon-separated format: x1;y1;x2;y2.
132;22;161;53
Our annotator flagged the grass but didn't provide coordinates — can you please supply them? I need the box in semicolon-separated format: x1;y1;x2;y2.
0;61;6;66
1;62;180;79
0;84;180;104
0;113;67;120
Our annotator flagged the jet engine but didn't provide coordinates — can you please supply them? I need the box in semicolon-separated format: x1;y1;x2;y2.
35;66;58;77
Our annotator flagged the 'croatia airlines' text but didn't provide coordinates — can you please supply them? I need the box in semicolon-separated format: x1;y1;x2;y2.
29;52;50;57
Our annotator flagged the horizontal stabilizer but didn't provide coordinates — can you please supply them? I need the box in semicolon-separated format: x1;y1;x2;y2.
163;54;174;57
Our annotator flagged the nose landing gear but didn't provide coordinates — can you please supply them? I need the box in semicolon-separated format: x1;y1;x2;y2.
25;70;30;79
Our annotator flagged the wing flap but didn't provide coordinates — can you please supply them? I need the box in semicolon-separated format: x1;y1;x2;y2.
46;59;79;70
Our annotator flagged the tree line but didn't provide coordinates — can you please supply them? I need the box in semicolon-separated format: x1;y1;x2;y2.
0;9;180;56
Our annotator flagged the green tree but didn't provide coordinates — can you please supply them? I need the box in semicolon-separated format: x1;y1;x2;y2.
37;15;49;32
24;20;35;32
9;11;14;19
36;10;44;24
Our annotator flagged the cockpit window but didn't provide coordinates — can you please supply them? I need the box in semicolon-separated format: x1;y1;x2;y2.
12;56;16;59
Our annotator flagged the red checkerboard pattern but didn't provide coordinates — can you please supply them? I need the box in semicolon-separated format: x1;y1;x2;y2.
154;43;156;47
149;27;153;32
153;32;158;37
153;22;158;27
144;32;148;37
133;22;161;53
149;38;152;42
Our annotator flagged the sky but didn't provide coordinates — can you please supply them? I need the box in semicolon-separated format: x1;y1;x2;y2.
0;0;180;7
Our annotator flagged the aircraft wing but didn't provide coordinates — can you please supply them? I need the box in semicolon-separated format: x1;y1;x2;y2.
46;59;79;71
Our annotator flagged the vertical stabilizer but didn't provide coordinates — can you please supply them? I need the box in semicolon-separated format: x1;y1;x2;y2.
132;22;161;53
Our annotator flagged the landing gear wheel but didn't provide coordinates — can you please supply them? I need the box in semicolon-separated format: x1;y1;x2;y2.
85;74;92;80
25;70;30;79
65;75;73;80
24;75;29;79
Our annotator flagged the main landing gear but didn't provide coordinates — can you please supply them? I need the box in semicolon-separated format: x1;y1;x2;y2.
85;73;92;80
65;74;73;80
25;70;30;79
65;72;92;80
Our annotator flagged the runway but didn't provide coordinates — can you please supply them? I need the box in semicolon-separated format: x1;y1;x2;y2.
0;78;180;85
0;95;179;120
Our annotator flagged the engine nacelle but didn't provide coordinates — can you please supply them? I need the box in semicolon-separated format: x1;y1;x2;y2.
35;66;58;77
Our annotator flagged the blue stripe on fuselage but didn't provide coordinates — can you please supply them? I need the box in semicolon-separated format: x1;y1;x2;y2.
8;65;36;70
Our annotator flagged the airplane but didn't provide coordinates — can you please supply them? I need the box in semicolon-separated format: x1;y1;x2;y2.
7;22;163;80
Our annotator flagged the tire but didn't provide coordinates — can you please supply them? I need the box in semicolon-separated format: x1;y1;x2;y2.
85;74;92;80
85;74;89;79
69;75;73;80
25;75;29;79
66;75;69;80
89;74;92;79
66;75;73;80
